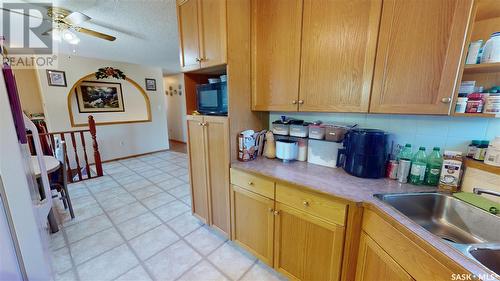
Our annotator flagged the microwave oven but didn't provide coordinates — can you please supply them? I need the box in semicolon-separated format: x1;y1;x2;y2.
196;82;228;115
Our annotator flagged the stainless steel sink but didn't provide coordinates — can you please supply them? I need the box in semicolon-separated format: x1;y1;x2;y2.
374;192;500;274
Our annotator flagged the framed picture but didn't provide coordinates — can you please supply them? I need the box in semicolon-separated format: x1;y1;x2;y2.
46;70;67;87
145;78;157;91
76;81;125;113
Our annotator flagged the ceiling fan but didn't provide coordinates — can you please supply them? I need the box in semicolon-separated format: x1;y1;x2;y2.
2;6;116;44
46;7;116;43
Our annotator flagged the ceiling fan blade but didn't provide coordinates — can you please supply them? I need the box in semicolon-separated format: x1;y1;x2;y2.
74;27;116;41
63;11;91;25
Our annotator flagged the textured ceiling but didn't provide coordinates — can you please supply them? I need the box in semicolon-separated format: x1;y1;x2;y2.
50;0;181;74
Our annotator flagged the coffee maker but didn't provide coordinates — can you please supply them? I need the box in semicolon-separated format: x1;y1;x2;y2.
338;128;387;179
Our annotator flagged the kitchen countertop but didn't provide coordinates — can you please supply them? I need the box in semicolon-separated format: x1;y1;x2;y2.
231;157;496;279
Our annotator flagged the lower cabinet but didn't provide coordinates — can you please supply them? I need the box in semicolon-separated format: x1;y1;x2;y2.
355;232;414;281
231;184;274;265
274;202;345;281
230;169;347;281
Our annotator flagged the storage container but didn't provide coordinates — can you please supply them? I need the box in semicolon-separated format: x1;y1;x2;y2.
289;121;309;138
325;125;349;142
308;125;325;139
484;94;500;113
272;120;289;136
307;139;343;168
480;32;500;63
484;136;500;167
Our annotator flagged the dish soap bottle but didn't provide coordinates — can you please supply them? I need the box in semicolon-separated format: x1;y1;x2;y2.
409;147;427;185
425;147;442;186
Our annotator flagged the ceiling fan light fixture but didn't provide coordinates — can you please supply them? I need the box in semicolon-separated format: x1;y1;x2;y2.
62;30;76;41
68;37;80;45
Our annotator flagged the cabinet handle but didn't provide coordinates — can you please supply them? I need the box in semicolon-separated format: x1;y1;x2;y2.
195;57;201;62
248;181;254;186
298;100;304;105
302;201;310;207
441;97;452;104
292;100;297;104
273;210;280;216
198;122;203;126
268;208;274;213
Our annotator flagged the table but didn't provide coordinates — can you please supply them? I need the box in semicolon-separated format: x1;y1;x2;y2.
31;156;61;233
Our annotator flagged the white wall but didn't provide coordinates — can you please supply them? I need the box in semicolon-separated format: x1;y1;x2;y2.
37;55;169;162
164;74;187;142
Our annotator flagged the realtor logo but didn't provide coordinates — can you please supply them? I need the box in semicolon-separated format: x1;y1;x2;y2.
2;2;53;54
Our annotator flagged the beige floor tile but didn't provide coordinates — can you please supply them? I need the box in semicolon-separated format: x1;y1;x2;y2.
62;202;104;227
100;193;137;212
241;262;288;281
208;243;257;280
185;227;227;255
116;212;162;240
152;200;190;222
178;174;190;183
115;174;143;185
167;168;189;177
139;169;164;178
77;244;138;281
107;202;148;224
140;192;176;209
49;231;66;250
54;268;78;281
178;260;229;281
166;212;203;236
95;187;129;202
167;184;190;198
70;228;123;265
156;178;185;191
122;179;153;192
130;185;163;200
64;214;112;243
114;266;152;281
179;195;191;207
145;240;201;281
129;225;179;260
70;195;97;209
68;186;91;199
51;247;73;274
148;173;174;183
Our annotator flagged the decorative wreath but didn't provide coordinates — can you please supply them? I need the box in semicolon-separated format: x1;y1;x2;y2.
95;67;126;80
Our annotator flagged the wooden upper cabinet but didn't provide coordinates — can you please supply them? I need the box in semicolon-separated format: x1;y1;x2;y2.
355;232;414;281
177;0;201;72
251;0;303;111
187;115;209;223
299;0;382;112
370;0;474;114
199;0;227;68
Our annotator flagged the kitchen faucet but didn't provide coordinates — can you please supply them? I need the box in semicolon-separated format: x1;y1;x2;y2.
473;188;500;198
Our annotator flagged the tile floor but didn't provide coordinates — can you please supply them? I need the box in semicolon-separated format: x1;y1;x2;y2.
49;150;287;281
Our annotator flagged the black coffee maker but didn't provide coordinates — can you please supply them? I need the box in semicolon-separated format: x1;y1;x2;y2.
337;128;387;178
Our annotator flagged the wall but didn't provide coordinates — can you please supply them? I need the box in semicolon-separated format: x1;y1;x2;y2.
270;112;500;153
37;55;169;162
164;74;187;142
12;69;44;115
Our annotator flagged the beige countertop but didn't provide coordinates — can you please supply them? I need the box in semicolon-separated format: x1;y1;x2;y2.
231;157;496;279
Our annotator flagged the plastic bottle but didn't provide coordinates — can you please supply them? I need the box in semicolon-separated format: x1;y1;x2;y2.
397;144;413;160
425;147;443;186
409;147;427;185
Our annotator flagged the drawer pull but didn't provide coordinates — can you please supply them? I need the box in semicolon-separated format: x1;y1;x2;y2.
268;208;274;213
248;181;254;186
273;210;280;216
303;201;310;207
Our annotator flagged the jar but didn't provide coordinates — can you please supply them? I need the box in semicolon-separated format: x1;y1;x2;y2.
484;136;500;167
467;140;480;158
297;138;308;161
484;94;500;113
272;120;289;136
308;125;325;139
481;32;500;63
465;93;484;113
455;96;468;113
473;140;489;161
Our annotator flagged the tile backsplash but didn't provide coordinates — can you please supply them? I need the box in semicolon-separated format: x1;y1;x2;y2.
269;112;500;153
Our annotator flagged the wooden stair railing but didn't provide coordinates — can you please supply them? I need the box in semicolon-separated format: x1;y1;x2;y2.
27;116;103;183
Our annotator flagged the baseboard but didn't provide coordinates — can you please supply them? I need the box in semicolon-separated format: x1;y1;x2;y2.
169;139;187;144
101;149;169;163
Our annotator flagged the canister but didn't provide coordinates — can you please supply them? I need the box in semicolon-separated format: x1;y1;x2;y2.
272;120;289;136
308;125;325;140
290;121;309;138
324;125;349;142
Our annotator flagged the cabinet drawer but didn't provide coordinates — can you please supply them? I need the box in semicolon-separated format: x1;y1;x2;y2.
276;183;347;226
230;169;275;199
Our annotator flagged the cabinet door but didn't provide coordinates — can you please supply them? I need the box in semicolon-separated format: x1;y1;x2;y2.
199;0;227;68
177;0;201;72
187;115;209;223
204;116;230;236
274;203;345;281
355;232;414;281
370;0;473;114
298;0;381;112
231;185;274;266
251;0;302;111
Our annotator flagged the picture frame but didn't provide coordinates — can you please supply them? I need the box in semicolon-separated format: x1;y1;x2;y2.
145;78;157;91
46;70;67;87
76;81;125;113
